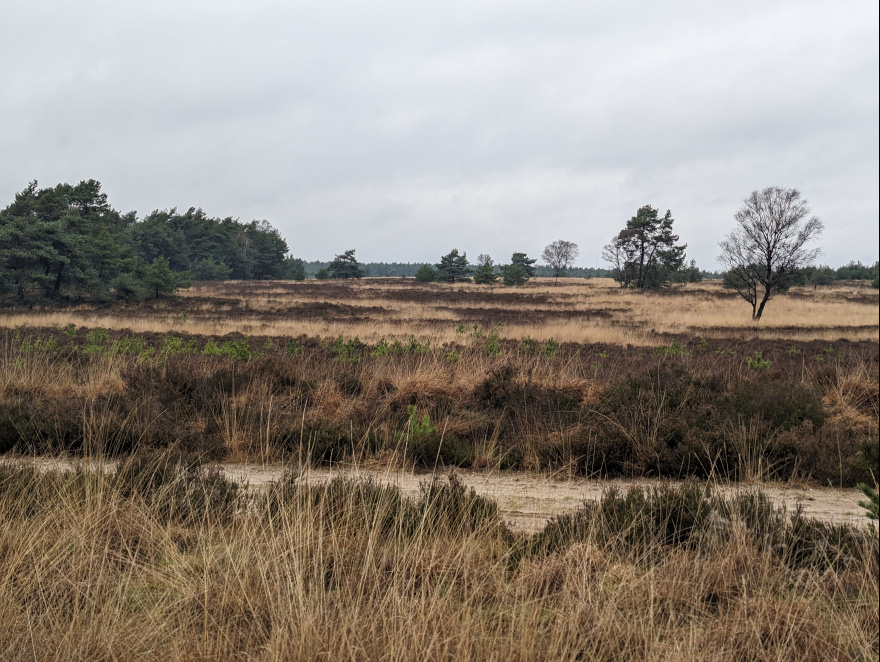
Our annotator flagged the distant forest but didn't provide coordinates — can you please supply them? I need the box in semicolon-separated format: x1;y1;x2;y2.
0;180;292;304
302;261;618;279
0;179;876;305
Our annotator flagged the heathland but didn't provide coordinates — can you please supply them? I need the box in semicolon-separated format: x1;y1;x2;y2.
1;277;877;660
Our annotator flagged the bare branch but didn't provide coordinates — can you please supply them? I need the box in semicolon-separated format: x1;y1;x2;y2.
719;187;822;320
542;240;579;283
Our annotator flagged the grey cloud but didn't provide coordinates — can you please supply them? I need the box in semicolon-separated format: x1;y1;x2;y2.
1;0;876;266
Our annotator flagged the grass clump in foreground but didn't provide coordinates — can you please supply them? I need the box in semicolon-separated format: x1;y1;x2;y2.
0;458;877;660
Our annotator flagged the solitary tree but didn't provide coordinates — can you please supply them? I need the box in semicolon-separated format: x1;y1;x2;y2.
436;248;472;283
541;240;579;283
718;186;823;320
473;254;499;284
511;252;537;278
329;249;364;279
602;205;687;289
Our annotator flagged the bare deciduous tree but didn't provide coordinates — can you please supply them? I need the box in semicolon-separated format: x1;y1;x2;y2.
719;187;823;320
541;240;579;284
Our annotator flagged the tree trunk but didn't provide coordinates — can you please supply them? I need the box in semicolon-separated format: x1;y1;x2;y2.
753;286;772;320
53;262;64;293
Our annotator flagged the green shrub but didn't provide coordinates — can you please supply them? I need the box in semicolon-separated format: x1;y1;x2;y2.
20;337;60;353
371;339;397;357
414;265;438;282
519;336;538;353
407;336;431;353
484;331;501;356
329;335;364;363
285;338;305;356
83;328;109;353
405;405;438;439
402;406;471;467
110;335;150;356
223;339;255;361
856;483;879;520
745;350;772;370
653;340;688;357
159;336;197;358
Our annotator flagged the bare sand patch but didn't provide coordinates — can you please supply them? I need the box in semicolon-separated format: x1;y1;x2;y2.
5;456;870;530
220;464;871;531
6;456;869;530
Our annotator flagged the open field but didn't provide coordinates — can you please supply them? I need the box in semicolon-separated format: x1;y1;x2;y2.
1;278;877;659
0;278;877;345
0;278;877;484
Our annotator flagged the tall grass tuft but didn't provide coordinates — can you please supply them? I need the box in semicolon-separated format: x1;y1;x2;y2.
1;461;877;660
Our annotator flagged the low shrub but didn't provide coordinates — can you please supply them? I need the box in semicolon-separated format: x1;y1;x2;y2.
114;452;240;524
0;329;876;483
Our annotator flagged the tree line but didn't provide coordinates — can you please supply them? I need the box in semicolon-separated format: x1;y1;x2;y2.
295;260;617;279
1;180;876;317
0;180;291;305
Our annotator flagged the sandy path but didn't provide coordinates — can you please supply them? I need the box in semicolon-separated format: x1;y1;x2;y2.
4;457;872;531
221;463;872;532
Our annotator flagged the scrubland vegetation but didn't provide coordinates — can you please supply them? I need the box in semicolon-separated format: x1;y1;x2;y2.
0;460;877;660
1;279;876;484
1;277;877;659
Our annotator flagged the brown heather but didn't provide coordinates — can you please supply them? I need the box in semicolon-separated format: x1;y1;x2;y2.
0;278;877;659
0;278;877;344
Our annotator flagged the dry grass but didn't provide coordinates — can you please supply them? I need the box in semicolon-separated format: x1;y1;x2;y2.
0;278;876;345
0;462;876;661
1;279;878;659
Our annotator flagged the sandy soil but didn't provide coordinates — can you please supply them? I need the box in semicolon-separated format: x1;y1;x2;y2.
224;463;871;531
4;457;872;531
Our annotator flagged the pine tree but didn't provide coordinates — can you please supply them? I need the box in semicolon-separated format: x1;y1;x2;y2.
142;257;190;299
436;248;472;283
603;206;687;289
511;252;537;278
329;249;365;279
499;263;528;286
473;254;499;284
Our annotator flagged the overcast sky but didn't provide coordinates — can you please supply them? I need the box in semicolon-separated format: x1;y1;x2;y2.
2;0;877;268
